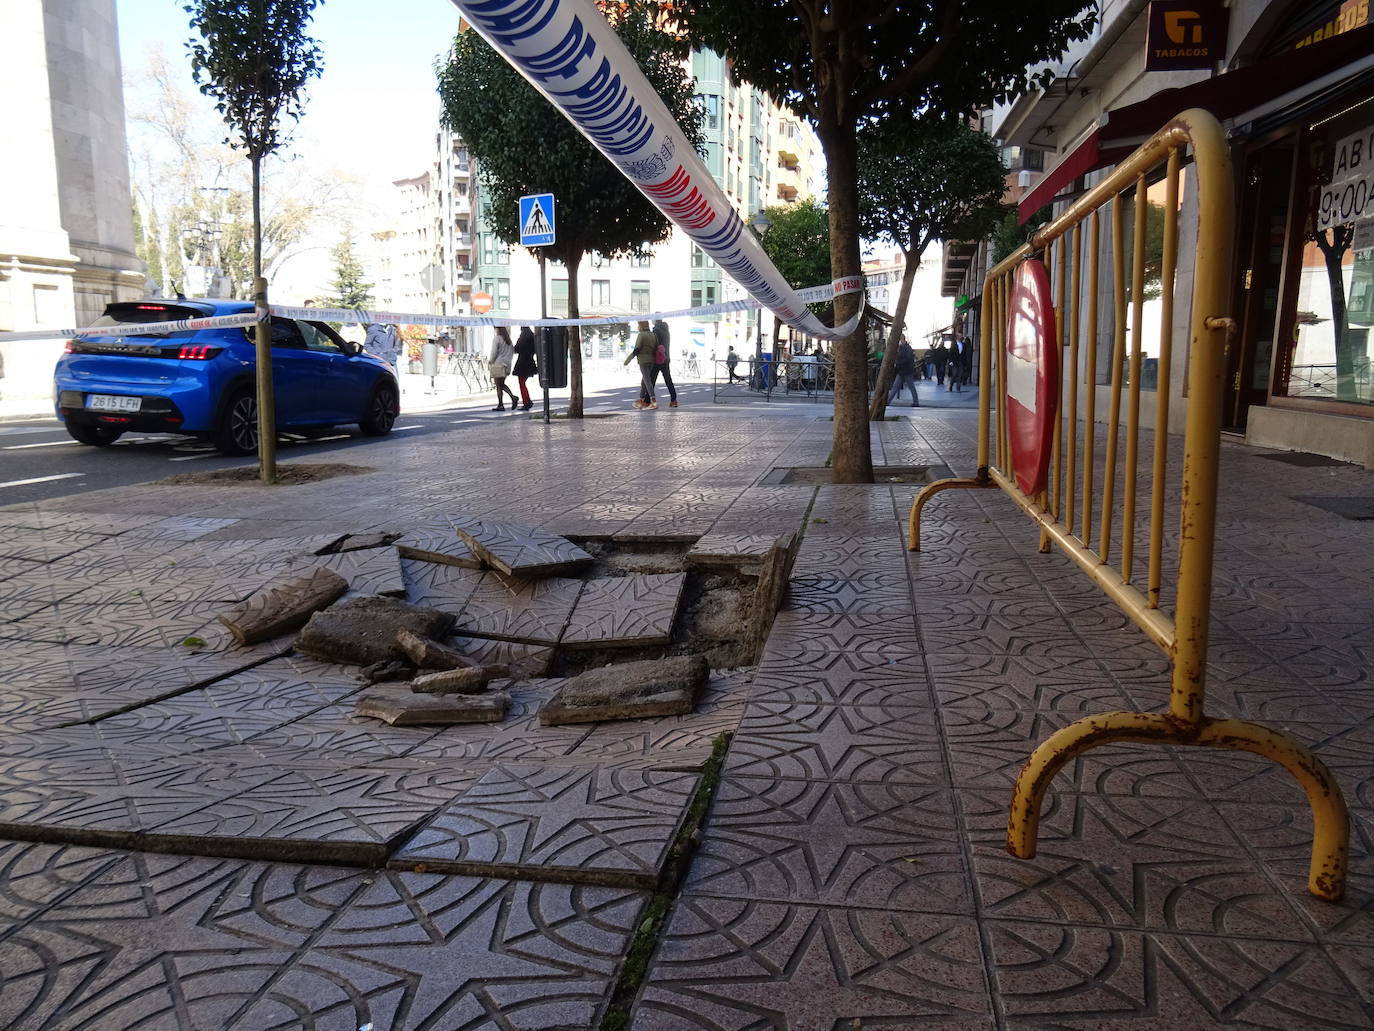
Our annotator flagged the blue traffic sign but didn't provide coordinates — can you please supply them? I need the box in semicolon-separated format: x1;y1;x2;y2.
518;194;556;247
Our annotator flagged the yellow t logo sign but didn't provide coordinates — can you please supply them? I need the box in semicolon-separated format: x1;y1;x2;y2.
1164;10;1204;43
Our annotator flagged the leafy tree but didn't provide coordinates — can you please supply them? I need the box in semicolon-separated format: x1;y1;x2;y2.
757;199;831;346
677;0;1096;481
186;0;324;481
860;117;1008;418
164;214;186;294
323;234;373;311
136;203;165;294
437;0;704;417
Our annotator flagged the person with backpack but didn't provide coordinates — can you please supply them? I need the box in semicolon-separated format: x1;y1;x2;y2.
624;320;659;409
652;319;679;408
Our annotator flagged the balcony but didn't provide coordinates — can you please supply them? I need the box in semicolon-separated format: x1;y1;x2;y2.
776;183;798;202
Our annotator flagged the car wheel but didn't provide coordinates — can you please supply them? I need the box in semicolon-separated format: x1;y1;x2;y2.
212;387;259;456
359;379;399;436
65;422;123;447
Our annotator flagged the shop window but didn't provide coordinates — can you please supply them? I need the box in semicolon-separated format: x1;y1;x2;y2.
551;280;568;317
1284;101;1374;406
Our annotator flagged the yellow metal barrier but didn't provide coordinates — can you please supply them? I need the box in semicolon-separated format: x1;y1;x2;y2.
907;109;1349;902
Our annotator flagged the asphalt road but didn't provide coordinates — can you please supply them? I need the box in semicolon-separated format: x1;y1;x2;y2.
0;379;726;506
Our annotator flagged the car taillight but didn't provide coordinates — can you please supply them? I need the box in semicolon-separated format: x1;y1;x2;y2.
64;339;75;352
177;345;221;360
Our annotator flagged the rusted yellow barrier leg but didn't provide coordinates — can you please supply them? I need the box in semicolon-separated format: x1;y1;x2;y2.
1196;718;1349;901
906;472;993;551
1008;711;1349;901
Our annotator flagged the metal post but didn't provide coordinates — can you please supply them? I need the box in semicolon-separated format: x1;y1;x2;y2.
540;251;550;425
253;276;275;483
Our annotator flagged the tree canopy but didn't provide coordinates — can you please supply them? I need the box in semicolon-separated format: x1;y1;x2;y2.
437;0;704;416
324;234;373;311
857;116;1008;417
676;0;1097;481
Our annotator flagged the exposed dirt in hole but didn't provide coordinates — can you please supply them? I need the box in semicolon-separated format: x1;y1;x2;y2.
157;463;374;486
547;540;766;676
572;538;691;576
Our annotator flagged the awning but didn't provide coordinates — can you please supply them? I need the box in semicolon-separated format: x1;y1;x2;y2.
1017;22;1374;224
1104;22;1374;145
1017;131;1135;223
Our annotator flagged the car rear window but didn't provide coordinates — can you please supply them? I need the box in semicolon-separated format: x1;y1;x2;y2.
87;303;215;340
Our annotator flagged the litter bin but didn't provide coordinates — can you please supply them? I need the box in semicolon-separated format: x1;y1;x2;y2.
539;326;568;390
421;341;439;378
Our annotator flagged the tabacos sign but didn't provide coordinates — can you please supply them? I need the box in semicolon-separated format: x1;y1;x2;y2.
1144;0;1229;71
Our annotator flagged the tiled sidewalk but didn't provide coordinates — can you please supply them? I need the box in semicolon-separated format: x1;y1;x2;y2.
0;409;1370;1028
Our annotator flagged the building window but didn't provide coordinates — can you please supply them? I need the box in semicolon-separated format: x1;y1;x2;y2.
632;253;651;268
690;286;702;309
691;247;713;269
591;279;611;307
696;93;720;130
496;278;510;311
590;251;607;268
551;280;568;317
631;281;650;312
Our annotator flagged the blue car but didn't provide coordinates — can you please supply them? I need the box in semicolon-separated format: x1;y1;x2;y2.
54;299;400;455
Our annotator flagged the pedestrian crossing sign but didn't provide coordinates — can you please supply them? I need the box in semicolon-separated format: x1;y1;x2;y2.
519;193;556;247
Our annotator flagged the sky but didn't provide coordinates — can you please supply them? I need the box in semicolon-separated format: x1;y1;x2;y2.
117;0;464;299
117;0;463;192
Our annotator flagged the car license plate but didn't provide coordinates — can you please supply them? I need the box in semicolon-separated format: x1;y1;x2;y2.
86;394;141;413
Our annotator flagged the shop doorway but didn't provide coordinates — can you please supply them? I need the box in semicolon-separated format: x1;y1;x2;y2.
1225;143;1296;429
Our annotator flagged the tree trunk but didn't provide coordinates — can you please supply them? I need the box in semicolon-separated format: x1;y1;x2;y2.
868;252;920;420
250;153;276;483
566;250;584;418
1317;226;1354;400
819;124;874;483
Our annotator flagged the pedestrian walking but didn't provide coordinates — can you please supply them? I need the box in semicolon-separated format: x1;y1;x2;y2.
488;326;519;411
362;323;401;372
933;340;950;386
625;320;659;409
947;350;964;392
652;319;679;407
887;337;920;407
953;336;973;386
513;325;538;411
725;345;741;383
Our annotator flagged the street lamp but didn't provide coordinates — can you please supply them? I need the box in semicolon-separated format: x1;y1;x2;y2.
750;210;772;383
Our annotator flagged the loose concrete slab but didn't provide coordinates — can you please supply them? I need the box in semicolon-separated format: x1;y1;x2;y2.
410;666;503;695
449;516;593;577
687;532;792;570
454;571;583;645
311;546;406;597
355;686;509;725
561;572;686;648
216;567;349;644
539;655;710;725
395;520;484;567
295;597;454;666
389;763;699;887
394;629;478;670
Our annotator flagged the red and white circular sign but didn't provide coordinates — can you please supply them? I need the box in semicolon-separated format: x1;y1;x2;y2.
471;291;493;314
1005;259;1059;496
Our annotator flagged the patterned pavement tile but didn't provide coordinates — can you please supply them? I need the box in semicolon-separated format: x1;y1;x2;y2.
391;764;698;887
634;898;993;1029
990;920;1369;1029
401;557;486;611
685;533;788;569
0;849;643;1031
685;776;973;915
146;764;481;864
927;652;1136;714
0;529;106;565
395;519;483;566
967;792;1316;940
938;707;1202;797
782;572;914;617
454;571;584;645
447;634;555;677
389;681;589;766
449;515;593;577
561;572;685;647
309;545;406;597
724;701;948;784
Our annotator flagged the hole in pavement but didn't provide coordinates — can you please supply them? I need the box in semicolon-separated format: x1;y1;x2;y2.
762;463;953;485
